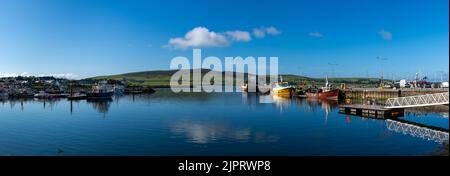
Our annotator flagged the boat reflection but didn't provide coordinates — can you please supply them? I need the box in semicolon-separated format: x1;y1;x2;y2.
241;92;292;111
86;98;113;114
36;98;59;110
242;92;340;115
293;98;339;112
271;94;291;112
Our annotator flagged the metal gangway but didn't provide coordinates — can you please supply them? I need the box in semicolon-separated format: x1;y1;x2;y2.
386;119;449;143
384;92;449;109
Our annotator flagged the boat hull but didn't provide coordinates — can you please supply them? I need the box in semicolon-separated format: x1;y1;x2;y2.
273;87;294;97
68;95;87;100
86;92;114;99
241;85;248;92
34;94;68;99
306;89;340;100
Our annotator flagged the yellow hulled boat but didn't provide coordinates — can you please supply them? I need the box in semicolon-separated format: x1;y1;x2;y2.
272;82;294;97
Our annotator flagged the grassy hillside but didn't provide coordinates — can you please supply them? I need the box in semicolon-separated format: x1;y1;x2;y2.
87;69;385;88
92;70;177;87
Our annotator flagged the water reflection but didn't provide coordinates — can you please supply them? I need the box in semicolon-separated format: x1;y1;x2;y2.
241;92;272;105
271;95;291;112
386;119;449;144
241;93;341;125
294;98;339;112
0;98;60;111
1;90;448;155
241;92;340;114
405;106;449;118
86;99;113;114
0;92;343;118
170;119;279;144
36;99;59;110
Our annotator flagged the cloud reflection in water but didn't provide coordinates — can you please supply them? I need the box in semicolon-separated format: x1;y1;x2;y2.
170;119;279;144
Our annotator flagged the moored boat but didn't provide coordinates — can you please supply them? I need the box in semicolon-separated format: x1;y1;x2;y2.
34;91;66;99
68;93;87;100
272;77;295;97
305;76;340;100
87;81;114;99
241;83;248;92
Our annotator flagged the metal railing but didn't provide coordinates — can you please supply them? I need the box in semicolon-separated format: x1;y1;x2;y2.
385;92;449;109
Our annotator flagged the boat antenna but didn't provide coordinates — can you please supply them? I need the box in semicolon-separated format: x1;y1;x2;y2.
325;75;329;87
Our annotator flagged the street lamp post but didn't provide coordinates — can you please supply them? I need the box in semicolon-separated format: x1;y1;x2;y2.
376;57;388;87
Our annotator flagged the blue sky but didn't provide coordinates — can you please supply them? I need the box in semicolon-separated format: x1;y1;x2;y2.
0;0;448;80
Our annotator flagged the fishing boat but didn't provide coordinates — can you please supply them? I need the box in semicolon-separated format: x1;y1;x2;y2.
86;81;114;99
241;83;271;94
272;76;295;97
240;83;248;92
305;76;340;100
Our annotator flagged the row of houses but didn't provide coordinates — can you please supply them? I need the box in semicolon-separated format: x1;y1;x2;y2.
0;77;137;100
0;76;70;98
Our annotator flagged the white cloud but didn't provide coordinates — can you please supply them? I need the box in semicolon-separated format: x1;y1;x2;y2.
308;32;324;38
225;30;251;42
167;27;229;50
252;26;281;38
0;73;20;78
166;26;280;49
379;29;392;40
0;72;34;78
47;73;79;79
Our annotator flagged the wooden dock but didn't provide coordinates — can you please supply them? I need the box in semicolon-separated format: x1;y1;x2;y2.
339;104;404;119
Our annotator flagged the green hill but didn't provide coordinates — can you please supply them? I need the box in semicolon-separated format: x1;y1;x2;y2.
91;70;178;87
87;69;385;88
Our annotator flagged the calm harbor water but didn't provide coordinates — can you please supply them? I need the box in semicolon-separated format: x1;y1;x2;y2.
0;89;448;156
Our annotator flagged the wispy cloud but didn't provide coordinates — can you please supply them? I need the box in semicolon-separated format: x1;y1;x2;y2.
0;72;78;79
265;26;281;35
225;30;251;42
308;32;324;38
252;26;281;38
379;29;392;40
166;26;279;50
252;28;266;38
